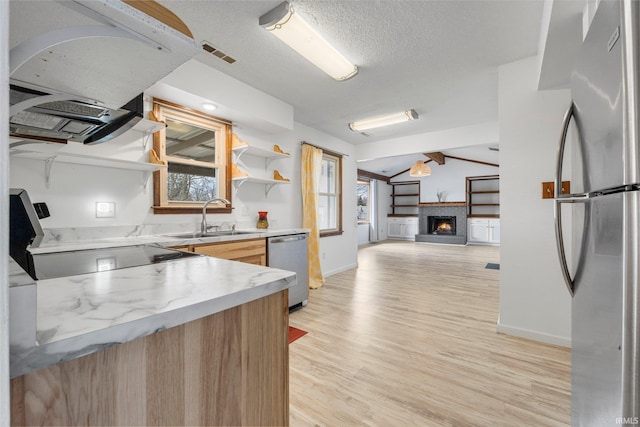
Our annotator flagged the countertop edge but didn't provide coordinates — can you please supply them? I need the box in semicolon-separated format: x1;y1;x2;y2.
10;272;294;378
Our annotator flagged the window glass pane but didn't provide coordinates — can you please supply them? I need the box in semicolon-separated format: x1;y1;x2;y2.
320;158;336;194
319;159;329;193
167;162;218;202
165;118;216;163
318;194;337;231
357;181;369;222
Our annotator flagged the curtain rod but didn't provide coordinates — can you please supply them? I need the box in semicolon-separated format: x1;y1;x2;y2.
301;141;350;157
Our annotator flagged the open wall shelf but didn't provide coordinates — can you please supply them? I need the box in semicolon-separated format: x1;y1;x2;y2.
389;181;420;217
466;175;500;218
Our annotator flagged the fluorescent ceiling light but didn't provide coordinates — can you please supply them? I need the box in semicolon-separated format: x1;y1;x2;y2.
409;161;431;177
349;109;419;132
259;1;358;81
202;102;217;111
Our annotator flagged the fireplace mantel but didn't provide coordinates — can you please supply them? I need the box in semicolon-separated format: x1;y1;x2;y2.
418;202;466;207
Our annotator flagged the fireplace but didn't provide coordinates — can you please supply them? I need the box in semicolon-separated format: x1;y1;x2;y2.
427;216;456;235
417;205;466;244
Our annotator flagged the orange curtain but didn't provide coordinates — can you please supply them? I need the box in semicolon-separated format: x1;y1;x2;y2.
301;144;325;289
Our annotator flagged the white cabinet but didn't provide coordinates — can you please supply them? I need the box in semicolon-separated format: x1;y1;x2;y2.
467;218;500;244
489;219;500;243
388;217;418;240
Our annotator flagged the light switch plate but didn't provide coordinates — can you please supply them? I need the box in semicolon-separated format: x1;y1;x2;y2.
96;201;116;218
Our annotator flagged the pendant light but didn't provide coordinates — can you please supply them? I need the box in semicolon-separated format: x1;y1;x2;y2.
409;161;431;177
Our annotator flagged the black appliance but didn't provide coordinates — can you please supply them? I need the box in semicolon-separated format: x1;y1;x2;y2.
9;84;144;145
9;188;198;280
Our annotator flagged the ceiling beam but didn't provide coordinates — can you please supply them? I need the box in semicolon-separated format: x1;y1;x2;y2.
357;169;390;183
424;152;445;165
444;155;499;168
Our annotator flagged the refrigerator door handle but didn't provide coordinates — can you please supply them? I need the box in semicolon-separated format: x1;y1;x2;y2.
554;102;578;297
555;103;574;199
554;198;581;297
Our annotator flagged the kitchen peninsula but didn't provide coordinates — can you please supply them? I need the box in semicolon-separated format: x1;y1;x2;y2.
9;230;301;426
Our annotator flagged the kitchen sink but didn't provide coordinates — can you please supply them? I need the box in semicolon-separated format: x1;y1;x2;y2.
165;230;258;239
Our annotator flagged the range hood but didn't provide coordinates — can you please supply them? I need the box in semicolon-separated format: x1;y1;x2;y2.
9;84;144;145
9;0;200;143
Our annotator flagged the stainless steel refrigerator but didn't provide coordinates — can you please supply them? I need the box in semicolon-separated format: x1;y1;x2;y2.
554;0;640;425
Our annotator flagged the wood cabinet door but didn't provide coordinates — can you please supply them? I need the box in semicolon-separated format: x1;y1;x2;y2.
193;239;266;265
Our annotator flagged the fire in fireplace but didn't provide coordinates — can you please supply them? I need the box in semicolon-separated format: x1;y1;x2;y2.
427;216;456;235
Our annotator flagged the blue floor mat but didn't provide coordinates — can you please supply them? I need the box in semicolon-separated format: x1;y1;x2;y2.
485;263;500;270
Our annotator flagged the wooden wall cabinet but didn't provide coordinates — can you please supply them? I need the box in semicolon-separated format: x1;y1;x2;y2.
11;290;289;426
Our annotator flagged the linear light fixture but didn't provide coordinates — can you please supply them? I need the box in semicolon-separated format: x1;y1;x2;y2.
409;161;432;177
259;1;358;81
348;109;419;133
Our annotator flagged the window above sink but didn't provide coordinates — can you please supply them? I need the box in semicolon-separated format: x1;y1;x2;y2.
150;98;232;214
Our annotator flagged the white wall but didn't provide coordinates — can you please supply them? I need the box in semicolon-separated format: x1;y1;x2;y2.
1;0;10;423
391;158;498;203
9;95;358;280
498;56;572;346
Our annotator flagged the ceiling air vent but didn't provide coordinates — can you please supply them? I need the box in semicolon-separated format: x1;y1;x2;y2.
202;42;236;64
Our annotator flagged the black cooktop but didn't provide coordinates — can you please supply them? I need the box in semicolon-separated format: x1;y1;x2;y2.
30;245;200;280
9;188;200;280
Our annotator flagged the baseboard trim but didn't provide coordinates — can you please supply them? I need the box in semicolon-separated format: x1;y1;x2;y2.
496;322;571;348
324;263;358;277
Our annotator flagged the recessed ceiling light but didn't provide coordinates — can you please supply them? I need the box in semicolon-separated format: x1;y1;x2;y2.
202;103;217;111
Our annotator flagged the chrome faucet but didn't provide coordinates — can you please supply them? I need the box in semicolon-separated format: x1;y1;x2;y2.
201;198;230;233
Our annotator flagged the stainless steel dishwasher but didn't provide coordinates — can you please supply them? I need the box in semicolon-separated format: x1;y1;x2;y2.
267;234;309;309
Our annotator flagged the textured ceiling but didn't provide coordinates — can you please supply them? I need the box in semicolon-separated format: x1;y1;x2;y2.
159;0;545;145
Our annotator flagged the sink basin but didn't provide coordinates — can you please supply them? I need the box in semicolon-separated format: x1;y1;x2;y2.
166;230;258;239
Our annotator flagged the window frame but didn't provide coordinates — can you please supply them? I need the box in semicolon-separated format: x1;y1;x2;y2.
318;150;343;237
151;98;232;214
357;179;370;224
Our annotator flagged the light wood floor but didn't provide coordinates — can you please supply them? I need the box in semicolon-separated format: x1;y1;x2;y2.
289;241;571;426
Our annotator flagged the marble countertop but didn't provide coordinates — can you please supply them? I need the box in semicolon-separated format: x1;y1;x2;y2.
30;227;310;254
9;228;304;378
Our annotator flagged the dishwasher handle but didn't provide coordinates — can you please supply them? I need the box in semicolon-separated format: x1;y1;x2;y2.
269;235;306;244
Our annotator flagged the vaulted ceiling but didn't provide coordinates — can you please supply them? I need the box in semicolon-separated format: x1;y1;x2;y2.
357;144;499;177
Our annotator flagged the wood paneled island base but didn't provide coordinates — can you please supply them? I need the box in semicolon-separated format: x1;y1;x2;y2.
10;290;289;426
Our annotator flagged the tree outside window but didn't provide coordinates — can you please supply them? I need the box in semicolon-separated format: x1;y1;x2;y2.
357;180;370;223
151;98;231;214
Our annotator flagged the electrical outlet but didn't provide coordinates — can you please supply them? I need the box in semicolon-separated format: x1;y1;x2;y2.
96;202;116;218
